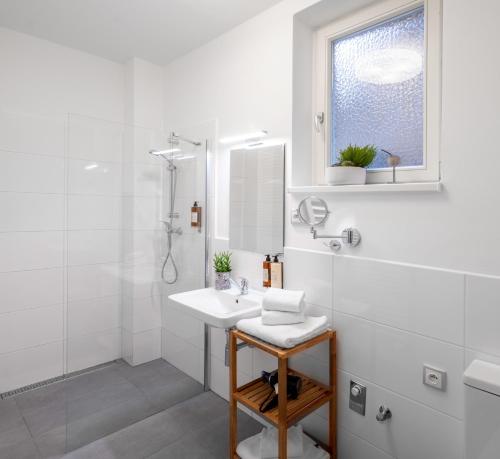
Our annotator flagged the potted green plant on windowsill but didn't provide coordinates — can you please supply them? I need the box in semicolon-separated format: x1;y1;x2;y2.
213;251;232;290
326;144;377;185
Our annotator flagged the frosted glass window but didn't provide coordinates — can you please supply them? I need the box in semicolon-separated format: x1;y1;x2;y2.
331;7;424;169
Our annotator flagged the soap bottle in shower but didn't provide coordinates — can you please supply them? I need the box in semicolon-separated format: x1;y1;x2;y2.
191;201;202;231
263;254;271;288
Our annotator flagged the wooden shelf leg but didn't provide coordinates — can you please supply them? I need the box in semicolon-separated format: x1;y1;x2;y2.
229;330;238;458
278;356;288;459
329;334;337;459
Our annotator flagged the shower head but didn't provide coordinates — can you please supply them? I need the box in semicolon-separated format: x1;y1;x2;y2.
149;150;177;170
149;148;180;157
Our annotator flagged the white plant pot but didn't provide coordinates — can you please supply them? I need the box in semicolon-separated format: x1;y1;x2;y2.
325;166;367;185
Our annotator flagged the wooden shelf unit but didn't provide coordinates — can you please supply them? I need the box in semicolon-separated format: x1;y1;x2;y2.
229;329;337;459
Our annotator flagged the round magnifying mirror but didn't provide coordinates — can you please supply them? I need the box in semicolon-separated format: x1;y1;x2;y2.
297;196;329;226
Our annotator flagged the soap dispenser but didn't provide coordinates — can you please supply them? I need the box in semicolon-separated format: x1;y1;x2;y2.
270;254;283;289
263;254;271;288
191;201;202;232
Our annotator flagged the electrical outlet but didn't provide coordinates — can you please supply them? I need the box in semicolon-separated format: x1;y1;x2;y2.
423;365;447;391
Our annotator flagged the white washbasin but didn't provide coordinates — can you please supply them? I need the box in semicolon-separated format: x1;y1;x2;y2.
168;287;263;328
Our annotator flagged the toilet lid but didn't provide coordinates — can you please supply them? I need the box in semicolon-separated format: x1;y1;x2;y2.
464;360;500;396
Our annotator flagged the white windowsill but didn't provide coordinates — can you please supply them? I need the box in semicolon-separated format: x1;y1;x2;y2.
287;182;442;194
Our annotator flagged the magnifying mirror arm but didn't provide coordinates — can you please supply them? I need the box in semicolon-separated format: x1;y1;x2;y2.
310;227;343;239
310;226;361;247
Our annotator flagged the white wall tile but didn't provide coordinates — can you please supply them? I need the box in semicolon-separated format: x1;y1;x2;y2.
123;163;162;197
465;274;500;357
67;328;121;373
163;329;203;382
0;151;64;193
464;348;500;368
122;196;161;230
67;115;123;163
0;192;64;231
338;370;463;459
338;427;395;459
209;326;253;376
67;195;122;230
0;268;63;314
67;262;121;301
127;295;162;333
334;256;465;345
68;295;121;336
334;311;464;419
122;262;162;299
0;111;65;157
0;341;63;393
126;327;162;366
0;231;63;272
0;304;63;354
209;354;253;401
284;247;334;308
67;230;122;266
162;301;203;348
67;159;122;195
122;229;164;265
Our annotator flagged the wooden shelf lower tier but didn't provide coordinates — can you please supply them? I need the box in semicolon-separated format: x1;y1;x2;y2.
233;369;332;427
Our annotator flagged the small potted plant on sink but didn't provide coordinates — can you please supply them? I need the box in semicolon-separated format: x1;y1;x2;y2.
213;251;232;290
326;144;377;185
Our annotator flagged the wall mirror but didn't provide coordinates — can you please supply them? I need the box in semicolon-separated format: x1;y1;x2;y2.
229;143;285;254
297;196;329;226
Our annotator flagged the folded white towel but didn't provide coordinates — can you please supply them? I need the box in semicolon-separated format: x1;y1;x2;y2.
263;288;305;313
236;315;328;348
236;429;329;459
261;425;303;459
261;308;305;326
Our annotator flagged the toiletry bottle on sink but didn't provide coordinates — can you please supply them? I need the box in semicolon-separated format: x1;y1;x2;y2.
270;254;283;288
263;254;271;288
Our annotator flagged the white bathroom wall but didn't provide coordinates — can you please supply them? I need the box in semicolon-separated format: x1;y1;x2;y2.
122;58;165;366
162;0;500;457
0;27;125;391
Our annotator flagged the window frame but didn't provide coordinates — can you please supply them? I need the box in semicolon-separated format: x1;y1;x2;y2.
313;0;442;184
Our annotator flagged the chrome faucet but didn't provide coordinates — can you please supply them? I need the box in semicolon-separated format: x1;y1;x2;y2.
230;277;249;295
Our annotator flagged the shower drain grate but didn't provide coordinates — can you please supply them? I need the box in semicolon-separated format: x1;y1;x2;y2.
0;359;123;400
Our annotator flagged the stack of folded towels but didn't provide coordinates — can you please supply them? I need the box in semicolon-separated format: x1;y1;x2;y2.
261;288;306;326
236;288;328;348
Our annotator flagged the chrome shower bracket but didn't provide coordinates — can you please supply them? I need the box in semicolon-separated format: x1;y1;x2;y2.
310;226;361;248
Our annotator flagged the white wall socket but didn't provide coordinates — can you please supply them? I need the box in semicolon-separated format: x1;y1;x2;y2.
423;365;447;391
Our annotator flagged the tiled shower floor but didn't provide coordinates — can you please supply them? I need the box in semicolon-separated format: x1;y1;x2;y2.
0;359;261;458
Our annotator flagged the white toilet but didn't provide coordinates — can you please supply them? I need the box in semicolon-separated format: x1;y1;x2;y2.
464;360;500;459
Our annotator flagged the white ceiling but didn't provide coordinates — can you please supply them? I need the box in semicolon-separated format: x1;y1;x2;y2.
0;0;283;65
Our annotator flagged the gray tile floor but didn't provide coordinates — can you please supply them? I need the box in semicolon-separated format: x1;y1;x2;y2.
0;359;260;459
